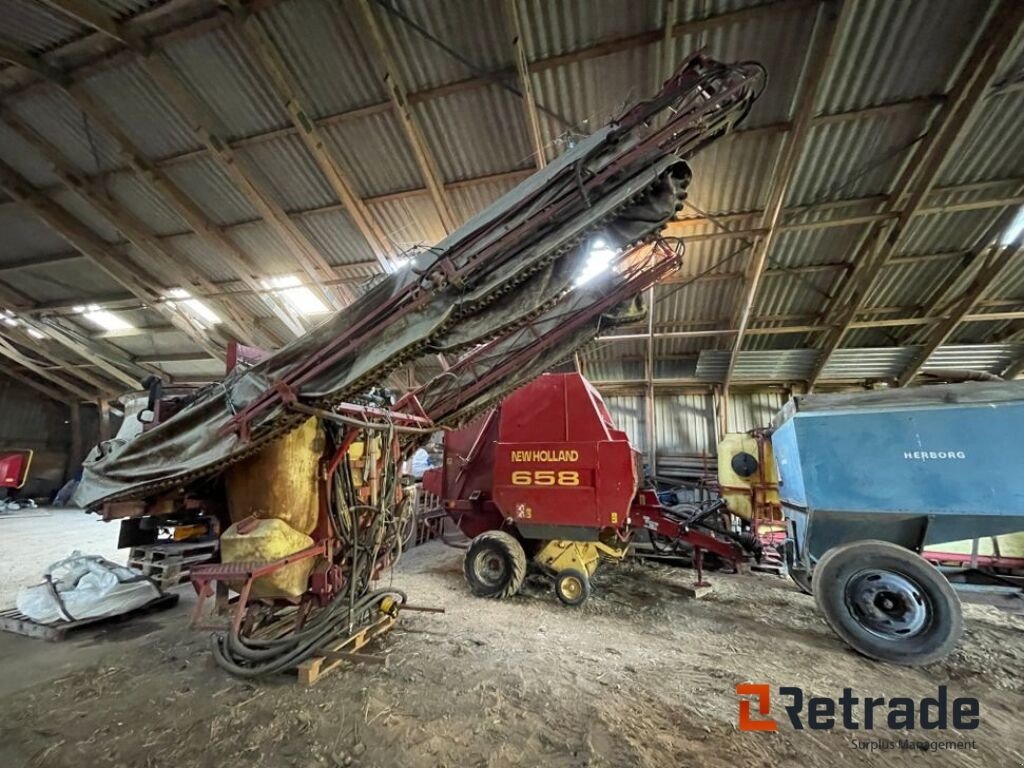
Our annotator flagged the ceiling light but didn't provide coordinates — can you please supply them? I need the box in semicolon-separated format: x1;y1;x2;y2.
26;328;45;340
77;304;133;332
166;288;221;326
262;275;329;316
574;237;617;287
1001;206;1024;246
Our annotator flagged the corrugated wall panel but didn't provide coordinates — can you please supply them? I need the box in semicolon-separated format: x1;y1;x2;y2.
655;393;715;454
726;391;786;432
603;394;646;453
0;376;71;498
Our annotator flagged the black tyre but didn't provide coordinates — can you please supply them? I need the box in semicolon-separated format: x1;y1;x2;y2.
554;569;591;606
649;531;679;555
463;531;527;599
812;540;962;666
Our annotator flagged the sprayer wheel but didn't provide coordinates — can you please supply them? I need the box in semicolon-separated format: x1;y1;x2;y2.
464;530;527;599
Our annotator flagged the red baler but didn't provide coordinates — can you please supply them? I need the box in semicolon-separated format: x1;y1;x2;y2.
424;373;753;604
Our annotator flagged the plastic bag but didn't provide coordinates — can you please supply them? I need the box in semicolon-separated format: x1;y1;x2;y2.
16;551;161;625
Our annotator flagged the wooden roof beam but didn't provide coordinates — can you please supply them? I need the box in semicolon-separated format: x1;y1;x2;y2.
506;0;546;170
805;0;1024;389
896;223;1024;386
722;0;846;396
0;110;264;352
0;159;224;362
0;333;93;401
33;0;349;311
355;0;457;234
224;2;397;273
0;360;76;403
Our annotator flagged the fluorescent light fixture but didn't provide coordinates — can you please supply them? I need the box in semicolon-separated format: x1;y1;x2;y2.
574;237;617;286
77;304;133;332
263;275;329;316
26;328;46;340
166;288;221;326
1002;206;1024;246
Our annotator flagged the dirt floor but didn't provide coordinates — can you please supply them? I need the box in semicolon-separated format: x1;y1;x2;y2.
1;538;1022;768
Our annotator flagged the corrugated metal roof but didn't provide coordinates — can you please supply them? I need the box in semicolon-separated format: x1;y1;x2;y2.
0;121;59;186
368;196;447;254
322;112;422;198
816;0;994;114
922;343;1024;374
0;204;71;260
258;0;388;116
77;58;200;159
8;86;122;174
0;0;1021;394
786;109;932;205
162;155;259;226
0;0;84;54
296;209;378;267
236;133;336;213
377;0;514;93
415;85;534;181
161;25;291;141
105;171;188;237
936;91;1024;187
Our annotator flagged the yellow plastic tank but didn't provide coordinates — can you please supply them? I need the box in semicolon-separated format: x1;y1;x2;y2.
224;417;322;535
220;517;315;599
717;432;781;524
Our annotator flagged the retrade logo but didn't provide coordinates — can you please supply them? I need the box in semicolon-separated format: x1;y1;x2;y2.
736;683;980;733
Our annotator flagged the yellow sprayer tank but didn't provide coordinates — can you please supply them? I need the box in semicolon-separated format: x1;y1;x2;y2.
220;417;323;598
220;518;315;599
717;432;781;524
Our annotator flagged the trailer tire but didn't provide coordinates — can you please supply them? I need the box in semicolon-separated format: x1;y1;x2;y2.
463;531;527;599
812;540;962;666
554;569;591;606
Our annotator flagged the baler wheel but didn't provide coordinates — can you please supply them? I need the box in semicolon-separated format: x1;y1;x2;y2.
812;540;963;666
464;531;527;599
554;569;591;606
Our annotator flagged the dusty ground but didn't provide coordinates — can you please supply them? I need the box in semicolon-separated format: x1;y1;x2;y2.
0;539;1022;768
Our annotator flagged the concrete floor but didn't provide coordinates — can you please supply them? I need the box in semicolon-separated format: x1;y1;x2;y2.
0;507;122;607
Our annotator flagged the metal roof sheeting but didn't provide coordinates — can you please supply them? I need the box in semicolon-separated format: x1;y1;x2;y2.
0;0;1021;392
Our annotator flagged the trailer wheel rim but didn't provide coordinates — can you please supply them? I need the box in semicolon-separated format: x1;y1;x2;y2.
471;551;508;588
844;569;930;639
559;575;583;600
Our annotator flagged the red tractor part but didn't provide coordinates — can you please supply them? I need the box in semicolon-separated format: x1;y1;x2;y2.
423;373;752;603
0;450;32;490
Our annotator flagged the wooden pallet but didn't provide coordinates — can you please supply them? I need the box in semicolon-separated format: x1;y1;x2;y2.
0;592;180;642
128;540;218;589
296;613;396;686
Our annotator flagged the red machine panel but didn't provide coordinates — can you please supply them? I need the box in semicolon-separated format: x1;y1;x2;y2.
491;374;638;533
0;450;32;489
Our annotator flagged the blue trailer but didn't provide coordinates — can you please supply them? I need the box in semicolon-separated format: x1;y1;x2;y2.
771;381;1024;665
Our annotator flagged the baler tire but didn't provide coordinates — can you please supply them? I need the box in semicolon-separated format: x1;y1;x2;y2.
812;540;963;666
554;569;591;606
463;531;527;599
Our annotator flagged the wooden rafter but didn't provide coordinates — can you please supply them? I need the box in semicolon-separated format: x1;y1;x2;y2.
722;0;846;400
506;0;546;170
0;333;92;401
0;159;224;361
0;360;72;403
805;0;1024;389
32;0;349;311
896;225;1024;386
225;2;397;273
0;110;263;351
355;0;457;234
